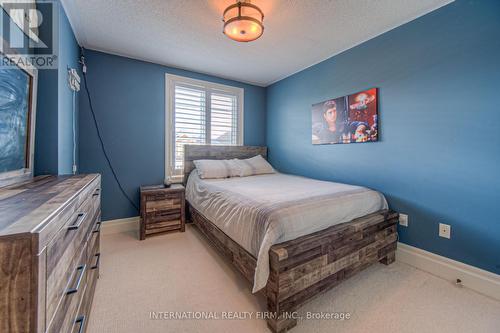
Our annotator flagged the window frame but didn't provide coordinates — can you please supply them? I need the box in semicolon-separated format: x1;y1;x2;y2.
165;73;244;183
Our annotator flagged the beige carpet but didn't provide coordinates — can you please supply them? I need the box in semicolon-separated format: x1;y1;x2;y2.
87;225;500;333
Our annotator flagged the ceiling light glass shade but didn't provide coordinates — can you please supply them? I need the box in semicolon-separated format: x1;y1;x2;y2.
223;2;264;42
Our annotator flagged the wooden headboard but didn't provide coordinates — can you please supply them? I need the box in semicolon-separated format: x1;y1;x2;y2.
183;145;268;184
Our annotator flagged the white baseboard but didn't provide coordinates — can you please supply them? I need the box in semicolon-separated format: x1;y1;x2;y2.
397;242;500;301
101;216;139;235
99;219;500;301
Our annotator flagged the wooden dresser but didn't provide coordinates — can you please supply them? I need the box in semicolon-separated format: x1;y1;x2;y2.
0;174;101;333
140;184;185;240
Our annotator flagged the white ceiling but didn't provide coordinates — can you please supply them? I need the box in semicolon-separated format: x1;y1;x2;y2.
62;0;453;87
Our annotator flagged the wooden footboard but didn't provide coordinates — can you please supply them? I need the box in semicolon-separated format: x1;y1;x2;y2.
266;210;398;332
189;206;398;333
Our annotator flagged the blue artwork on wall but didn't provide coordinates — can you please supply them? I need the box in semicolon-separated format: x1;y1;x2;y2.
0;60;31;173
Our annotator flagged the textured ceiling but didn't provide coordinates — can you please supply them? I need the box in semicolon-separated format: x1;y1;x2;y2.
61;0;453;86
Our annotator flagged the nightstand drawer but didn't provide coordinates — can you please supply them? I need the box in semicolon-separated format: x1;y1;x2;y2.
145;198;181;211
144;192;182;202
145;221;182;235
145;220;181;230
145;209;181;222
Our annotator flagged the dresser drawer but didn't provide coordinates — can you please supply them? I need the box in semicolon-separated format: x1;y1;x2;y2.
46;194;98;324
35;177;101;253
88;228;101;277
47;246;88;333
70;236;100;333
87;213;101;257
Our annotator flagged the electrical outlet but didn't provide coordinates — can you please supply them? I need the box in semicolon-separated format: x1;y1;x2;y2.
399;214;408;227
439;223;451;239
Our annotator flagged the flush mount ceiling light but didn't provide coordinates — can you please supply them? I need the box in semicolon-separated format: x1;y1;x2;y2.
223;1;264;42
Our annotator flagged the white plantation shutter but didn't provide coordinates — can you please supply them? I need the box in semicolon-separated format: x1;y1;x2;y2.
210;92;238;145
166;75;243;180
173;85;206;171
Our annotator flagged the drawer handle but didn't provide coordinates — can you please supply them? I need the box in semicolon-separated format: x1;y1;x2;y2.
92;221;101;234
74;315;86;333
92;188;100;197
66;264;86;295
91;253;101;270
68;212;87;231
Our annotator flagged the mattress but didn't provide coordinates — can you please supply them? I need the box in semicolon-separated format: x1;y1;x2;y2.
186;171;388;293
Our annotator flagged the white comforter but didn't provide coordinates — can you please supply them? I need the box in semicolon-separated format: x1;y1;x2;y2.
186;172;388;293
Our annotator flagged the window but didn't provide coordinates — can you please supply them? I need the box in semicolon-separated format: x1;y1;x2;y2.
165;74;244;181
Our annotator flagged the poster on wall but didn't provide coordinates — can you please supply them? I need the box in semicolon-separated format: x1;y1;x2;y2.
311;88;378;145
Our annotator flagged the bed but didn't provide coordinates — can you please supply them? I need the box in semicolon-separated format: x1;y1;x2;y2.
183;145;398;332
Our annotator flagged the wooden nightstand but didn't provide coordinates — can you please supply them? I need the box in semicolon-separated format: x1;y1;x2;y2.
140;184;185;240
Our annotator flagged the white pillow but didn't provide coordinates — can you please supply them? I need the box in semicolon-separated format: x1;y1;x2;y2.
235;155;274;177
193;159;240;179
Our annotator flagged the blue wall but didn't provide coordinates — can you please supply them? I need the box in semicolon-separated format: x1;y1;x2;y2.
33;0;80;175
266;0;500;275
79;50;267;220
33;1;58;175
34;68;59;175
57;2;80;175
33;0;81;175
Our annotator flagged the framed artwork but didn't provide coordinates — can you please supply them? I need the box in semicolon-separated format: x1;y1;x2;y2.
312;88;378;145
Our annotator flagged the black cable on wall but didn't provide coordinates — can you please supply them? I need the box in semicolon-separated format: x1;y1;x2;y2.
80;47;139;213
